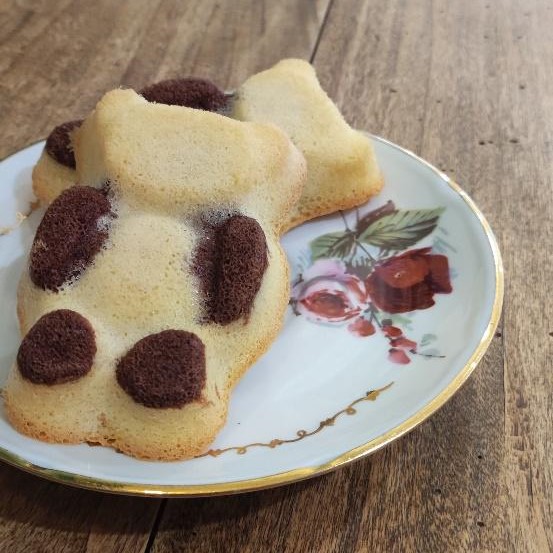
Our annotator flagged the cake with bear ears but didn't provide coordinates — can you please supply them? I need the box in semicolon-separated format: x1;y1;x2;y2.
5;89;306;460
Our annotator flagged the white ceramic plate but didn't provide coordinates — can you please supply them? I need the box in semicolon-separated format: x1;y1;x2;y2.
0;136;503;496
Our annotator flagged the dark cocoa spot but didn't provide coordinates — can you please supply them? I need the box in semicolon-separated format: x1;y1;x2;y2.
116;330;206;408
193;214;268;325
140;78;228;112
17;310;96;385
29;185;113;291
45;120;82;168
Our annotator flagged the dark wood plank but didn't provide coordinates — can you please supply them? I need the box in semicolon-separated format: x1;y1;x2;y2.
150;0;552;552
493;2;553;551
410;1;552;549
0;463;159;553
0;0;330;551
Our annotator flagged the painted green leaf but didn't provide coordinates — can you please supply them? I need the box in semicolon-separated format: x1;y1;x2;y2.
356;200;396;235
345;257;375;280
379;312;413;330
358;208;445;250
310;231;355;260
420;333;438;347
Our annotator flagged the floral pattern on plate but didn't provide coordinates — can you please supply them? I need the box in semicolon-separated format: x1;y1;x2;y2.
290;200;453;365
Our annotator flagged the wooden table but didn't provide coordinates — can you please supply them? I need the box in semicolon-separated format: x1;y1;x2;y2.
1;1;551;551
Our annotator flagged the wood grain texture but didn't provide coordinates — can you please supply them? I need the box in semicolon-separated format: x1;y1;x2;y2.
0;0;551;552
0;463;159;553
0;0;329;159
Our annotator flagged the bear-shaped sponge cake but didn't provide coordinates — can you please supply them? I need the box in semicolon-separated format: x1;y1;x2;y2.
232;59;383;230
5;89;306;460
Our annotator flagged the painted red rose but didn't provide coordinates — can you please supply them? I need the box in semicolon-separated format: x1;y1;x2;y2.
390;336;417;350
293;260;370;324
383;325;403;338
388;348;411;364
348;317;376;337
366;248;452;314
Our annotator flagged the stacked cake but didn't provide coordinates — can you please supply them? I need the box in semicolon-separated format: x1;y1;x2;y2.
5;59;383;460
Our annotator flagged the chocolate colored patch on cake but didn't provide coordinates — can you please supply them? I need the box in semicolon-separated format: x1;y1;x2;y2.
116;330;206;409
45;120;83;168
17;309;96;385
140;78;229;112
30;185;113;291
193;214;268;325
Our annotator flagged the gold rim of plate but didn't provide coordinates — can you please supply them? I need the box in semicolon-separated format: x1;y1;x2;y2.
0;135;504;497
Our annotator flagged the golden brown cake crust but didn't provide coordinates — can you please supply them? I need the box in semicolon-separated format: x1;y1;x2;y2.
233;59;384;230
32;150;77;205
